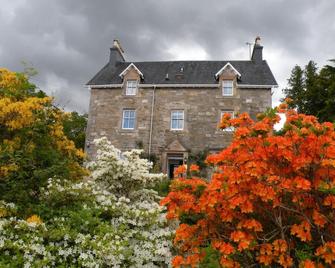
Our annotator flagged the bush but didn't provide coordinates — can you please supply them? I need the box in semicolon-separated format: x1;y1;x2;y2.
162;102;335;267
0;138;174;267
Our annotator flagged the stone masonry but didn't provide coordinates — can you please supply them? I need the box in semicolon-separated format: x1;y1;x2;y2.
86;38;277;175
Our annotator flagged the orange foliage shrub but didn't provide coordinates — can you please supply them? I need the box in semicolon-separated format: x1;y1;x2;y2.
174;165;187;178
161;103;335;267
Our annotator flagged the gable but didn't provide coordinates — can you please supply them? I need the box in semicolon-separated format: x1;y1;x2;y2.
165;140;187;152
215;62;241;79
119;63;144;79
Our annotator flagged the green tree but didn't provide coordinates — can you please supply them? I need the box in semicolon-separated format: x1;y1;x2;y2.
318;60;335;122
283;60;335;122
0;68;86;211
62;112;87;150
304;61;322;116
283;65;305;112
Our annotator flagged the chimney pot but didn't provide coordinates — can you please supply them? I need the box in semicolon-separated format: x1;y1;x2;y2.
109;39;125;65
113;39;124;53
251;36;263;63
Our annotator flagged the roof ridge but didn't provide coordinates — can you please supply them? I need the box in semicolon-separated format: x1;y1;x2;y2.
123;60;254;63
87;60;277;86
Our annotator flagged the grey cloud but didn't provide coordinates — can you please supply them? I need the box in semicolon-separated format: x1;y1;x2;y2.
1;0;334;113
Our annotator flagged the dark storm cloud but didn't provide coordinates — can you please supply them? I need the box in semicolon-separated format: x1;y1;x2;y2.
1;0;334;112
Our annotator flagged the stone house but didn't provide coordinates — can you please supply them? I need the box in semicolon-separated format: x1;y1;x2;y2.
85;37;277;178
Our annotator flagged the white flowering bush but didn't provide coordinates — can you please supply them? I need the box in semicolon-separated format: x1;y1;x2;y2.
88;137;164;196
0;137;174;267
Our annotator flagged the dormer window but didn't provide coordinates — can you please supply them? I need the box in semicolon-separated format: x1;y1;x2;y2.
222;80;233;96
126;80;138;95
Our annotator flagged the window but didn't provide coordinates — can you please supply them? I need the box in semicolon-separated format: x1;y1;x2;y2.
222;80;233;96
171;110;184;130
126;80;138;95
122;110;136;129
220;111;235;131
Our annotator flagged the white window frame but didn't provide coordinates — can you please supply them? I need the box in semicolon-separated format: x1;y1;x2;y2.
171;110;184;131
125;80;138;96
220;111;235;132
222;80;234;96
122;109;136;129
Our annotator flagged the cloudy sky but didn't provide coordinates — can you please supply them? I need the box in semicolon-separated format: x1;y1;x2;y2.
1;0;334;113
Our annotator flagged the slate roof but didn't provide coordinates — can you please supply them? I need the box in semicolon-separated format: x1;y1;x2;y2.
87;60;277;86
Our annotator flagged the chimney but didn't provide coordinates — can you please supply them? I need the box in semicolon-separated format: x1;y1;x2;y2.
251;36;263;63
109;39;125;65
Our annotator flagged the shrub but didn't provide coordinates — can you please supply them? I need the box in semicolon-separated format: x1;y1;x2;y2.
162;103;335;267
0;138;173;267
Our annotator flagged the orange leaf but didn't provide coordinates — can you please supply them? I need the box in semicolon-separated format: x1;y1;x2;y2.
278;254;293;268
299;260;316;268
230;230;246;242
272;239;288;255
237;219;263;232
324;195;335;208
293;177;311;190
172;256;184;267
312;209;327;228
291;221;312;242
220;257;241;268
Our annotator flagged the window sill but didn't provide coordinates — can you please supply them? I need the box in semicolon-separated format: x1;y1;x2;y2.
221;95;235;98
123;95;137;98
119;128;137;133
215;128;235;134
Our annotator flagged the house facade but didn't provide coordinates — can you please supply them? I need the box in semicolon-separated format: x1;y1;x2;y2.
85;37;277;177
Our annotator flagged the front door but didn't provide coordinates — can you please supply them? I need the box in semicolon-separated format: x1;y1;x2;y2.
167;157;184;179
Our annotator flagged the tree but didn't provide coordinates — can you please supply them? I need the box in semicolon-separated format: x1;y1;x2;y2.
283;65;305;112
0;68;86;209
304;61;322;117
283;60;335;122
318;60;335;122
162;103;335;267
62;112;87;150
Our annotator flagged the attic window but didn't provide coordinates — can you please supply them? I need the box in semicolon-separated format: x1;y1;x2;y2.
126;80;138;95
222;80;233;96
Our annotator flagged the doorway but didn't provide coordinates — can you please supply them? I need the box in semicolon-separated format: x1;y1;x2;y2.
167;155;184;179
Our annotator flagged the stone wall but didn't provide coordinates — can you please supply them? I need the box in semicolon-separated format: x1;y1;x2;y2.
85;63;272;172
85;84;272;159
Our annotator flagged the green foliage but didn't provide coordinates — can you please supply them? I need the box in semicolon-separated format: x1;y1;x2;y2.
199;246;221;268
0;68;86;212
62;112;87;150
136;140;161;173
283;59;335;122
152;178;171;196
283;65;305;113
188;149;209;177
179;212;204;225
295;244;313;262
